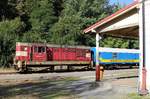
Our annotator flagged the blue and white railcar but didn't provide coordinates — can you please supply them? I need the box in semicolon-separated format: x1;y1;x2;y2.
91;47;139;69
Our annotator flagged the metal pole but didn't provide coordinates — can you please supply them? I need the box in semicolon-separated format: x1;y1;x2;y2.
142;0;145;69
139;0;148;95
96;33;100;81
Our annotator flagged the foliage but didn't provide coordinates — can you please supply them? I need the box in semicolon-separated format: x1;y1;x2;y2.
100;37;139;49
0;18;25;66
127;93;150;99
50;0;116;45
28;0;57;32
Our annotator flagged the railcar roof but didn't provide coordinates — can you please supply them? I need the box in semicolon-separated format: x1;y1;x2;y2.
91;47;139;53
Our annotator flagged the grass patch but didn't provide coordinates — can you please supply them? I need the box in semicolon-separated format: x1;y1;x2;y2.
42;91;79;99
63;77;79;81
0;67;16;73
127;93;150;99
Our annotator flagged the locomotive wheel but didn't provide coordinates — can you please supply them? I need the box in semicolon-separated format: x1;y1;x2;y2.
16;61;22;71
16;61;28;73
67;66;74;71
67;66;71;71
129;65;133;69
50;66;54;71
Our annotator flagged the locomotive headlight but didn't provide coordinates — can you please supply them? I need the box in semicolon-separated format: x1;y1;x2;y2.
24;47;27;51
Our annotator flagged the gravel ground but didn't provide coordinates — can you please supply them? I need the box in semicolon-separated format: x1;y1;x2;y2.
0;69;140;99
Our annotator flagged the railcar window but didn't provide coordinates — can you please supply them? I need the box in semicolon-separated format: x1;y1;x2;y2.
113;53;117;59
99;53;101;57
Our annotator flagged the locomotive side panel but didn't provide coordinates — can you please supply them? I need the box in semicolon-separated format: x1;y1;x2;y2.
67;48;76;61
76;48;91;61
61;48;68;61
52;47;61;61
48;47;91;62
76;48;85;61
16;43;31;62
14;42;92;72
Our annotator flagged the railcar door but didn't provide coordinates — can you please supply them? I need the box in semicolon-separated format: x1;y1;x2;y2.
30;47;33;61
32;46;47;62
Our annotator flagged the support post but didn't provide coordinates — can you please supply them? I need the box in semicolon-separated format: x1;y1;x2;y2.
138;0;148;95
96;33;100;81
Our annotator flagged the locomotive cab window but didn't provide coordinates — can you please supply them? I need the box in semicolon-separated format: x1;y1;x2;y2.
38;46;45;53
34;46;45;53
34;46;38;52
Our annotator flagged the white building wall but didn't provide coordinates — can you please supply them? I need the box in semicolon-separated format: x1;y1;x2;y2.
144;0;150;91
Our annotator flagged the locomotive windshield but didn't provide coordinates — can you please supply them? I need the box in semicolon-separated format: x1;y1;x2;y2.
34;46;45;53
38;47;45;53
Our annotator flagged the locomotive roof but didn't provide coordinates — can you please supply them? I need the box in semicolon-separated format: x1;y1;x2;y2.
16;42;91;49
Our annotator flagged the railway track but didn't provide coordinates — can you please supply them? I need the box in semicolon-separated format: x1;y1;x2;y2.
0;68;138;80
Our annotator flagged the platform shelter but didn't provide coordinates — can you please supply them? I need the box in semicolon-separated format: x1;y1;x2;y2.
83;0;150;94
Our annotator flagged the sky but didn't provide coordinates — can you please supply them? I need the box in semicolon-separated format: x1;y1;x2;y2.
109;0;134;5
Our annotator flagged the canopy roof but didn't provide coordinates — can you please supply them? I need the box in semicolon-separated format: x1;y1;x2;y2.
83;1;139;39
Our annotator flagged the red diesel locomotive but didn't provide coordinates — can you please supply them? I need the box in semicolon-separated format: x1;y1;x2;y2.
14;42;92;72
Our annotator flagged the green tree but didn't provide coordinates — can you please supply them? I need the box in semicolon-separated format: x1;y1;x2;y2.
0;0;18;20
50;15;82;45
100;37;139;49
28;0;57;33
50;0;115;46
0;17;25;67
22;32;44;43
